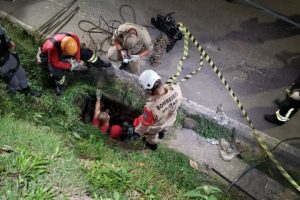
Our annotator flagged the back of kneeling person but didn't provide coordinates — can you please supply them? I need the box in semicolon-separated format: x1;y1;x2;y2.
92;111;124;140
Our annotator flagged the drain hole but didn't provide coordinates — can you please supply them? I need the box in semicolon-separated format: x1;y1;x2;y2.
81;95;138;128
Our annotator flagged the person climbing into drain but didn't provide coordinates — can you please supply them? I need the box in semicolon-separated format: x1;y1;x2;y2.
133;69;183;150
92;88;125;140
107;22;153;74
37;32;112;95
264;74;300;125
0;24;41;97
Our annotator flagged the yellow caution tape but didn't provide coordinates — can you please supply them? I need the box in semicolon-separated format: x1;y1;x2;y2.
169;22;300;193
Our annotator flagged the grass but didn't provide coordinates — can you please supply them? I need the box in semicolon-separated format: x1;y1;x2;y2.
0;17;242;199
176;111;233;142
0;116;88;199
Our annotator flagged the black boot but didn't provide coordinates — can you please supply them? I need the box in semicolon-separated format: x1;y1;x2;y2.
91;58;112;68
55;84;66;96
22;87;42;97
158;130;166;139
264;114;284;126
142;137;157;151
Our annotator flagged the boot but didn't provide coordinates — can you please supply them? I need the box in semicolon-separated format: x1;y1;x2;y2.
55;84;66;96
22;86;42;97
158;130;166;139
264;114;284;126
91;57;112;68
142;137;157;151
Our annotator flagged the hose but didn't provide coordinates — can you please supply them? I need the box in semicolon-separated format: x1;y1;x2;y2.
226;137;300;193
77;4;137;55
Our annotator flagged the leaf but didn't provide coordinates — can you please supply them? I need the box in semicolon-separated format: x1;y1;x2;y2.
113;191;121;200
202;185;222;195
189;160;199;170
73;132;82;139
183;188;206;198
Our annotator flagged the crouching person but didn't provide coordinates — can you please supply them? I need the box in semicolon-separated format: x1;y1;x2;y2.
0;25;41;97
108;22;153;74
37;32;112;95
133;70;183;150
92;88;124;140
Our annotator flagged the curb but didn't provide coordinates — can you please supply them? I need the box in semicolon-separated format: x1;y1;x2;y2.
0;10;34;32
181;97;300;166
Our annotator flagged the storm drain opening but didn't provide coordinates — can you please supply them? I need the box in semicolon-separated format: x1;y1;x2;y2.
80;93;140;141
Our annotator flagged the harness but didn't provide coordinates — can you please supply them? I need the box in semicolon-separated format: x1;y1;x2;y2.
39;32;72;66
48;32;72;52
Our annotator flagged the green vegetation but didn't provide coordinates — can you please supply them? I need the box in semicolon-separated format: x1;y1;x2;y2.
0;18;241;199
176;111;233;141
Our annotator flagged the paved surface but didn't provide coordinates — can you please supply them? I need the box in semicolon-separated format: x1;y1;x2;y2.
164;128;300;199
0;0;299;148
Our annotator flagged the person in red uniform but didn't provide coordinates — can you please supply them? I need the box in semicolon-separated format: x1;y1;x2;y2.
92;88;124;140
37;32;111;95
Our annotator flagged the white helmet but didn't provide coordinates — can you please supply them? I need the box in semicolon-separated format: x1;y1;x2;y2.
139;69;161;90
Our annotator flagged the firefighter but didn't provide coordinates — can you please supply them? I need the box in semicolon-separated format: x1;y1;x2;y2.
133;69;183;150
0;25;41;97
264;75;300;125
107;22;153;74
37;32;111;95
92;88;124;140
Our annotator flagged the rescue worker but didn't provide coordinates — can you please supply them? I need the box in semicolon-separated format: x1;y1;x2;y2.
264;75;300;125
108;22;153;74
37;32;111;95
92;88;124;140
0;25;41;97
133;69;183;150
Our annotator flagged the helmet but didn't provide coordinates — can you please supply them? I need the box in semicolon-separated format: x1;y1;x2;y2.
61;36;78;56
139;69;161;90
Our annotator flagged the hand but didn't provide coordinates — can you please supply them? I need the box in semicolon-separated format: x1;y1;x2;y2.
120;50;128;60
70;59;79;71
96;89;102;99
9;41;16;49
289;90;300;101
130;54;140;62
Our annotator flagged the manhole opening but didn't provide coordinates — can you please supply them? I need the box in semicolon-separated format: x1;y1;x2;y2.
81;95;138;127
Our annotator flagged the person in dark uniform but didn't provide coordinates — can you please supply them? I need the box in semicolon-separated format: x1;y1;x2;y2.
0;25;41;97
37;32;111;95
265;75;300;125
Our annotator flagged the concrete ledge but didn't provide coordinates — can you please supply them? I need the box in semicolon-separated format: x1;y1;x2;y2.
164;128;300;200
181;97;300;167
0;10;34;32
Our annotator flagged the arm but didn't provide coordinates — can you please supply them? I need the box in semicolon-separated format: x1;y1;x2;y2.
114;38;127;60
48;47;72;70
93;89;102;127
0;25;14;50
93;98;101;120
138;49;151;59
134;107;154;135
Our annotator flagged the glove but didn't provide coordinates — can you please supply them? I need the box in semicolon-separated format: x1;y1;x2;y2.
70;59;79;71
96;89;102;99
288;89;300;101
130;54;140;62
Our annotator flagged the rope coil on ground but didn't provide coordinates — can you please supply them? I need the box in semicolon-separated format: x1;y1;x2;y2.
149;35;170;67
168;21;300;193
